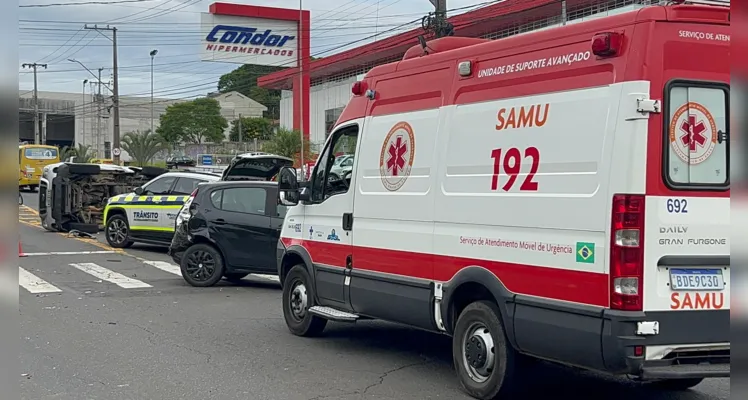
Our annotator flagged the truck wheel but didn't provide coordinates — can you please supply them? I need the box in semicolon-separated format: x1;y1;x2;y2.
282;265;327;337
105;215;133;248
180;243;225;287
453;300;518;400
650;378;704;391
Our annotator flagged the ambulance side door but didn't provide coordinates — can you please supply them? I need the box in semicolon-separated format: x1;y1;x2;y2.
302;122;360;310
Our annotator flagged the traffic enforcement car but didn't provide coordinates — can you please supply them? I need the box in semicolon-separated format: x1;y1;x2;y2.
103;171;221;248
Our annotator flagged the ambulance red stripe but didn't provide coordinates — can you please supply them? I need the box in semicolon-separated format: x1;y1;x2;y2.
282;238;609;307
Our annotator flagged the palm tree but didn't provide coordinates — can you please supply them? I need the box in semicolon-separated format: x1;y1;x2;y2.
121;130;168;166
60;144;94;162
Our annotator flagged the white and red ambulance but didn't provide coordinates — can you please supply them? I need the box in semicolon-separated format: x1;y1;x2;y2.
275;2;730;398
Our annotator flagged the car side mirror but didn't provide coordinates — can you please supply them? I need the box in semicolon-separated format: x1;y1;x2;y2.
278;167;299;191
134;187;144;195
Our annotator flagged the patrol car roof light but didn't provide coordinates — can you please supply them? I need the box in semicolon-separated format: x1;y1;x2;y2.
591;32;623;57
610;194;645;311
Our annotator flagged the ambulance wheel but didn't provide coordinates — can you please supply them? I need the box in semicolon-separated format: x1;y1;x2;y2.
283;265;327;337
650;378;704;391
105;215;133;248
453;300;518;400
180;243;225;287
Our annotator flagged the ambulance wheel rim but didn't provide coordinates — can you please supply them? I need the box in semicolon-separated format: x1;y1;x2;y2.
288;280;308;321
107;219;128;245
461;322;495;383
184;250;216;282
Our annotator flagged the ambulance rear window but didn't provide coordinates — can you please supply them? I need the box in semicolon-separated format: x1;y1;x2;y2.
664;81;729;189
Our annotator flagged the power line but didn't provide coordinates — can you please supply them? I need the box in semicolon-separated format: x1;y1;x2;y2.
20;0;158;7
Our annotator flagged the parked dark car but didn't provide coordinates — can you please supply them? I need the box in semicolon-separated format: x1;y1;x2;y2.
168;154;294;287
166;156;196;169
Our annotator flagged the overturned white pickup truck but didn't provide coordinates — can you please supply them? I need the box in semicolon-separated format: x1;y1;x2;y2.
38;162;166;233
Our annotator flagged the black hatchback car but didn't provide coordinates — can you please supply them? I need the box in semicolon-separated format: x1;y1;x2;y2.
169;153;293;287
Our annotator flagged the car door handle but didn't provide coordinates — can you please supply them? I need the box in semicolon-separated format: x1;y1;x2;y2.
213;219;226;225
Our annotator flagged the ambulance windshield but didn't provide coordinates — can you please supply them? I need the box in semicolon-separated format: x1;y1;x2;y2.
665;83;729;188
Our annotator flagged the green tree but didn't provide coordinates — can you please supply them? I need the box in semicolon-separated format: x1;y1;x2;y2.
61;143;95;162
261;127;311;159
217;58;318;120
229;117;274;142
121;130;168;166
157;98;228;144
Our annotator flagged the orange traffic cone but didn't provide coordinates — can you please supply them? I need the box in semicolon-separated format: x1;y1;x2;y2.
19;242;26;257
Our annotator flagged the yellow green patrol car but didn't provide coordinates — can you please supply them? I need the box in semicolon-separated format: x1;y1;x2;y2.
103;171;220;248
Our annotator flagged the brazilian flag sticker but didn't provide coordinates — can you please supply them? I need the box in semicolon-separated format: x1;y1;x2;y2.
576;242;595;263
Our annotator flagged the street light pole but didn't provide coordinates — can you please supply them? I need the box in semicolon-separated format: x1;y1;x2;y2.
150;49;158;135
82;79;88;146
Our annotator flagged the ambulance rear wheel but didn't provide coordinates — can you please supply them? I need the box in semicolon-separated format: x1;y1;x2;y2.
453;300;517;400
105;215;133;248
283;265;327;337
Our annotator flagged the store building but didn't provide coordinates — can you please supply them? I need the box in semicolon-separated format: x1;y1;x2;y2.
258;0;669;151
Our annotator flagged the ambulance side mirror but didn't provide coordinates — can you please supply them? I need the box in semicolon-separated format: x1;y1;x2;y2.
134;187;144;195
278;167;300;206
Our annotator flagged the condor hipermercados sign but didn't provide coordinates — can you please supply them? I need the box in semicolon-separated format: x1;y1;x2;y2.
200;12;298;67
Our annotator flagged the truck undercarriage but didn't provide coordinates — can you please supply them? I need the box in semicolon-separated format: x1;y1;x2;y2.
46;164;165;232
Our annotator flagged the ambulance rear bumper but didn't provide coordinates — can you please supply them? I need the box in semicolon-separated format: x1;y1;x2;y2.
603;309;730;379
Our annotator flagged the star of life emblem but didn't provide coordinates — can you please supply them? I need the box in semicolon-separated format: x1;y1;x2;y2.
668;102;718;165
379;122;415;192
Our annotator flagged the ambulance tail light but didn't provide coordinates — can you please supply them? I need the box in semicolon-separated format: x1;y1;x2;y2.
591;32;623;57
610;194;645;311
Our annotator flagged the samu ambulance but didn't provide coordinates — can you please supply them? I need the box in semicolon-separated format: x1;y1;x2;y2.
275;2;729;399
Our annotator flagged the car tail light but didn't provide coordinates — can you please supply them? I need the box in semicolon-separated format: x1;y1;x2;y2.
176;188;199;226
591;32;623;57
610;194;645;311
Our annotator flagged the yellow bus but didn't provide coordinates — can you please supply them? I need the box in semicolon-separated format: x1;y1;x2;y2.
19;144;60;191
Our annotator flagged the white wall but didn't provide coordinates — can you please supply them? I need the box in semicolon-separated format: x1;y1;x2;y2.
280;74;365;152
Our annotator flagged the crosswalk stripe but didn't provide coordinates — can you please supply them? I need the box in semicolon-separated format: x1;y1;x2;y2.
142;261;182;276
70;263;152;289
19;267;62;293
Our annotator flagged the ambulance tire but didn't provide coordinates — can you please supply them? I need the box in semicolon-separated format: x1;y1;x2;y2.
453;300;518;400
282;265;327;337
180;243;225;287
650;378;704;391
104;214;134;249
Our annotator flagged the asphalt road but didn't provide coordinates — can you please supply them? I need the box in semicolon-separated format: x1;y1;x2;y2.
18;191;730;400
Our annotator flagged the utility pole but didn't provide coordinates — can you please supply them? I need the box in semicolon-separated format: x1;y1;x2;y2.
21;62;47;144
150;49;158;135
238;113;243;144
97;67;103;158
82;79;88;147
85;24;121;164
425;0;453;38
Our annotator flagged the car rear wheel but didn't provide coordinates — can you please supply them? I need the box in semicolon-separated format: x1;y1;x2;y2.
453;300;518;400
105;215;133;248
282;265;327;337
180;243;225;287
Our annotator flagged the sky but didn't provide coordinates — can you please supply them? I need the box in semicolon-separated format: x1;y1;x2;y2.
19;0;485;101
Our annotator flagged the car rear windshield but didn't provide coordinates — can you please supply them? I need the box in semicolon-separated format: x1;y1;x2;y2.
664;81;729;189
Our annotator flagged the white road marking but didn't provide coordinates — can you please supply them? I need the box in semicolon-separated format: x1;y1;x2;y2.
70;263;152;289
142;261;182;276
22;251;117;257
19;267;62;293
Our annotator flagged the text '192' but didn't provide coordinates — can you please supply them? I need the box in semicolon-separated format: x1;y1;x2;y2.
490;147;540;192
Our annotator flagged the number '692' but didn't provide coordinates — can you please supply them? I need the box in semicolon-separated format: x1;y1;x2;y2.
666;198;688;213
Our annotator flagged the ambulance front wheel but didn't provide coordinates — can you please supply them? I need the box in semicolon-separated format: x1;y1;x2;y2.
105;214;133;248
453;300;518;400
282;265;327;337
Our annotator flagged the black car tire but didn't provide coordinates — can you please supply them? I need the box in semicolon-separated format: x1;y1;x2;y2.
105;214;134;248
453;300;518;400
223;273;249;282
282;265;327;337
180;243;225;287
649;378;704;391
